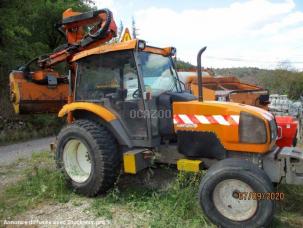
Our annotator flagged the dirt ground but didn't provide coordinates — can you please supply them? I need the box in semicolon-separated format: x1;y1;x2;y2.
0;154;176;227
1;140;303;227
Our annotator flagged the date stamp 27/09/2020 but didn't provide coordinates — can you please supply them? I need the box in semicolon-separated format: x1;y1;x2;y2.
232;192;285;201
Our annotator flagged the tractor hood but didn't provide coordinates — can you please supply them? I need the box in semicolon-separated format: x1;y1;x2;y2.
173;100;276;154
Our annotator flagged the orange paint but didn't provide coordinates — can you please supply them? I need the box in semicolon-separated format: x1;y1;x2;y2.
58;102;116;122
173;101;275;153
9;71;68;114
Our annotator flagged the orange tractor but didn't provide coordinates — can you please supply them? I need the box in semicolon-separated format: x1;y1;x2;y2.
9;8;303;228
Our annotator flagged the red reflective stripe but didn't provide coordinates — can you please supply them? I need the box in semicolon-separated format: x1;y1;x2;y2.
175;114;240;125
224;115;237;125
188;115;200;124
173;114;184;124
206;116;217;124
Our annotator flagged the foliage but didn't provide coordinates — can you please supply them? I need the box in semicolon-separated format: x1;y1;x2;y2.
175;59;195;70
0;0;91;78
0;0;92;141
91;171;213;227
90;170;303;227
214;67;303;100
273;184;303;227
0;114;65;145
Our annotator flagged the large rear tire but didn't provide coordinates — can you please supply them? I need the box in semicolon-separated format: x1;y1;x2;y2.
56;119;121;196
199;158;275;228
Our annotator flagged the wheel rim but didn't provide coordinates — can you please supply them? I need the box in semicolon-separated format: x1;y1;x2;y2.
212;179;258;221
63;139;92;183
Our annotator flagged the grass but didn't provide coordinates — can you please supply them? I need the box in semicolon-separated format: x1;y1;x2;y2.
90;171;303;228
273;184;303;227
90;172;213;227
0;152;303;227
0;152;72;221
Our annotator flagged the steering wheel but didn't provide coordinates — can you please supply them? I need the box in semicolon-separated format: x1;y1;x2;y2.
132;89;141;98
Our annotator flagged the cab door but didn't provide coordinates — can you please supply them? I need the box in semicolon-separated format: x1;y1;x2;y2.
75;51;148;140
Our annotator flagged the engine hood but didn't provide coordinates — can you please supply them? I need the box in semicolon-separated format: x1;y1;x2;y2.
172;100;275;154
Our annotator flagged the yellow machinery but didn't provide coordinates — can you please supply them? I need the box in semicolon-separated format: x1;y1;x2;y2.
9;8;303;228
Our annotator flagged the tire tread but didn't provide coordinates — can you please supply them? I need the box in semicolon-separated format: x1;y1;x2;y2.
56;119;121;196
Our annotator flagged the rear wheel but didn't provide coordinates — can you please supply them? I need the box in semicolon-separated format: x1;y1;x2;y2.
199;158;275;228
56;119;121;196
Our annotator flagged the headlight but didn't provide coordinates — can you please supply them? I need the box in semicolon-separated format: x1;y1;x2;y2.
239;112;267;144
269;119;277;142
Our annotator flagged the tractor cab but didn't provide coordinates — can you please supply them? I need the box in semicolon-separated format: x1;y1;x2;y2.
70;39;195;147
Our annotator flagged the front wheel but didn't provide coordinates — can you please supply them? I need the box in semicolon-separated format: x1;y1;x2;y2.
56;119;121;196
199;158;275;228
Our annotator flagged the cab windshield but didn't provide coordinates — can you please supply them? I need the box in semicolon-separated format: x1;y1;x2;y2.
138;52;182;95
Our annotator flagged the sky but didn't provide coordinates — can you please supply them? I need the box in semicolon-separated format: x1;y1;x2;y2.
94;0;303;70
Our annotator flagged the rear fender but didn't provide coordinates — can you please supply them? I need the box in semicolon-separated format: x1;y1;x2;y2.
58;102;132;148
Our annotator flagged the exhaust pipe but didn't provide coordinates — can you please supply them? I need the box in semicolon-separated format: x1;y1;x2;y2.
197;46;207;102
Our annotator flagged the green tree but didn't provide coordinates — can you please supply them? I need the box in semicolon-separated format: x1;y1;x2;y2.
0;0;92;117
0;0;91;80
175;59;195;70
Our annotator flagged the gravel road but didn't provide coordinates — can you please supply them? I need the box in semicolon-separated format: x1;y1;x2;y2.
0;137;55;166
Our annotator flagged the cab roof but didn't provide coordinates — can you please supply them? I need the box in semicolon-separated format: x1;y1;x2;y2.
71;39;171;62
